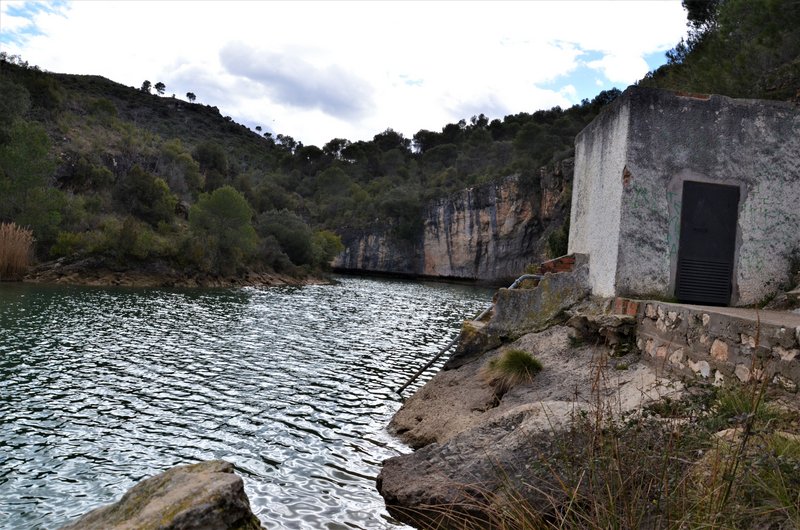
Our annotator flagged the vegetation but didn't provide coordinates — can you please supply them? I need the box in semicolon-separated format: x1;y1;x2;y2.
408;367;800;530
0;0;795;281
641;0;800;100
483;348;543;394
0;222;34;280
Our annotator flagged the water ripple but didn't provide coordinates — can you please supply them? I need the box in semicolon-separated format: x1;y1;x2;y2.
0;276;491;529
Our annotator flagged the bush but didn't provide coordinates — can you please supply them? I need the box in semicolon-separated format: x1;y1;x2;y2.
189;185;258;274
0;222;34;280
256;209;314;266
113;165;177;227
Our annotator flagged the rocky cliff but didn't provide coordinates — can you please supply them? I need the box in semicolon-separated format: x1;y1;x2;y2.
333;160;573;283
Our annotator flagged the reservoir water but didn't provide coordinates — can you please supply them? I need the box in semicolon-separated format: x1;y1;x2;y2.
0;276;493;529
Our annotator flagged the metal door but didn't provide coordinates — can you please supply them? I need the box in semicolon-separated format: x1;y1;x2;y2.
675;181;739;305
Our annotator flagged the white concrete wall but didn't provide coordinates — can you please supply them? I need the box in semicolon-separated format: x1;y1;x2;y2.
568;99;630;297
608;88;800;305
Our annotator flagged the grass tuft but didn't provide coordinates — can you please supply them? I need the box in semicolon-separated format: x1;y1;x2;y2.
484;348;543;394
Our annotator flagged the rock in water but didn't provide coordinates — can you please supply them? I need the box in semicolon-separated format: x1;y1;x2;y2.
60;460;263;530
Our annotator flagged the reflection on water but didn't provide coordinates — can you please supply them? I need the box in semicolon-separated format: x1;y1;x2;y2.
0;276;492;529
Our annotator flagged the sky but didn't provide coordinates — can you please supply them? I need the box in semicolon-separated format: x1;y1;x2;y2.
0;1;689;148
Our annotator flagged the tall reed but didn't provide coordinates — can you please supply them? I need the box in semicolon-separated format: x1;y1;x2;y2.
0;222;34;280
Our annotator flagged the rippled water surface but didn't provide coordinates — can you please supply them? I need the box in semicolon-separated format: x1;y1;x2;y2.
0;276;493;529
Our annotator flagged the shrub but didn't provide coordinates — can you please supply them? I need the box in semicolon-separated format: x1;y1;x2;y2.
189;185;258;274
483;348;543;394
0;222;34;280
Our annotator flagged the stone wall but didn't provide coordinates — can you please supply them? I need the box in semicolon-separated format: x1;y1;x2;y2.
632;300;800;392
570;87;800;305
333;162;572;283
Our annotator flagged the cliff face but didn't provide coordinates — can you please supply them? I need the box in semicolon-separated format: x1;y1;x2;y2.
333;160;573;283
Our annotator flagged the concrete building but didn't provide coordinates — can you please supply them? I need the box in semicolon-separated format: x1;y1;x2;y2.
568;86;800;306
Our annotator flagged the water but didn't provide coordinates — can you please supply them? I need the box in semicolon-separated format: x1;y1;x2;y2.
0;276;493;529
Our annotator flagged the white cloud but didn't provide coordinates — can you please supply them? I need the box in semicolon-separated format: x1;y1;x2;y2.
0;0;688;146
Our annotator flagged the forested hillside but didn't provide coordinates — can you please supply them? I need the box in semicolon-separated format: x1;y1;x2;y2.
0;0;796;282
0;52;617;279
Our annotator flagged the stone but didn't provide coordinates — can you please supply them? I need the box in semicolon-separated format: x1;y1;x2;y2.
444;320;502;370
714;371;725;386
688;359;711;378
773;346;799;362
565;313;636;350
741;334;756;348
710;339;729;362
645;303;657;319
656;345;668;359
702;314;710;327
59;460;263;530
735;364;751;382
773;374;798;392
669;349;685;368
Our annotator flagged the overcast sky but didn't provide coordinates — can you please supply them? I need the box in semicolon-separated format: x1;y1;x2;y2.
0;1;688;147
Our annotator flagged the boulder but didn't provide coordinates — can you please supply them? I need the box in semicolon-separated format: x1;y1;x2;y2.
60;460;263;530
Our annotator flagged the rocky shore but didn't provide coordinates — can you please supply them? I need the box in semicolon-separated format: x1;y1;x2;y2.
377;262;800;528
21;257;328;288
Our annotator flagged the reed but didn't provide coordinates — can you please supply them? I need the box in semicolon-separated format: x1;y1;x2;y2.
0;222;34;280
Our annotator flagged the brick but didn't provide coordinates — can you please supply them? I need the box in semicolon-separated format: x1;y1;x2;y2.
614;297;626;314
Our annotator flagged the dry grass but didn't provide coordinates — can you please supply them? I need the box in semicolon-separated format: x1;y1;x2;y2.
0;222;34;280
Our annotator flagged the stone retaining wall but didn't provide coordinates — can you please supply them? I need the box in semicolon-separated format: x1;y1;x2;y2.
627;300;800;392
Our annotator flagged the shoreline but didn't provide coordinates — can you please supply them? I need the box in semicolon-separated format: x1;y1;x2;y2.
16;259;331;289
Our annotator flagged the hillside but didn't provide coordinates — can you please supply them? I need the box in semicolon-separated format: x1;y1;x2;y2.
0;54;617;283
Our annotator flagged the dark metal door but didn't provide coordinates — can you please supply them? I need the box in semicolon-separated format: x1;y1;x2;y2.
675;181;739;305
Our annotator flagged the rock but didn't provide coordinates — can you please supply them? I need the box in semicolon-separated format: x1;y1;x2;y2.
486;265;590;339
444;320;502;370
566;313;636;352
333;164;573;282
379;336;684;528
59;460;263;530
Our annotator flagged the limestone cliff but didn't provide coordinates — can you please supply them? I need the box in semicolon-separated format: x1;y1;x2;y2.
333;160;573;283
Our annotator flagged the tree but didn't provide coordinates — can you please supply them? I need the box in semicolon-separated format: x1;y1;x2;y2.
154;82;165;95
255;125;262;132
140;80;151;93
186;92;196;102
113;165;176;227
189;186;258;273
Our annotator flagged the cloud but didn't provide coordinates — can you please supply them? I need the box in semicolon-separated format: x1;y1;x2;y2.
220;42;373;120
0;1;689;146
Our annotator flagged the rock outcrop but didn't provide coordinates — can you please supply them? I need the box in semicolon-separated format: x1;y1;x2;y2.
60;460;263;530
377;267;688;528
333;161;572;283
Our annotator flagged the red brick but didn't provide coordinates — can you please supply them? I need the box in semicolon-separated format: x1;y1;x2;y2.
614;297;626;314
625;301;639;316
